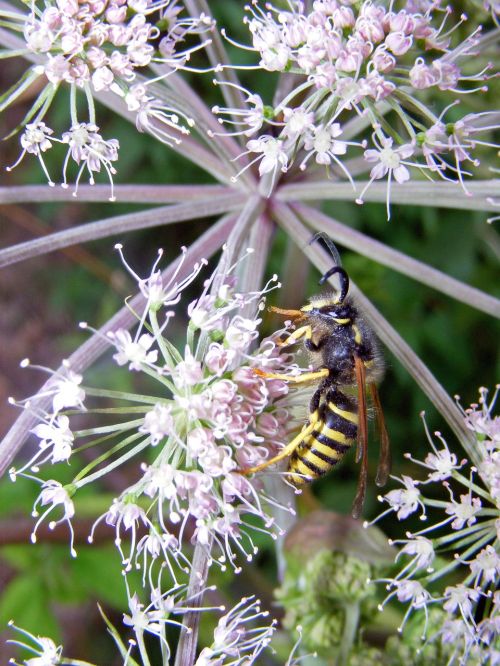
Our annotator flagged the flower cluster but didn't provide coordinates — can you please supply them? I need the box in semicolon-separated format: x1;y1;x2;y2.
6;245;306;661
8;595;281;666
1;0;213;192
10;246;297;599
7;621;64;666
195;596;276;666
370;386;500;665
218;0;497;216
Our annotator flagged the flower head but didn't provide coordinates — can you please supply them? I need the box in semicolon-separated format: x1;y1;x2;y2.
373;387;500;660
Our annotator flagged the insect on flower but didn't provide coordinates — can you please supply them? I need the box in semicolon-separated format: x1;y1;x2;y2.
239;233;391;518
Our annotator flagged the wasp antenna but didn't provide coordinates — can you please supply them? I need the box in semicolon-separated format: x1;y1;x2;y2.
319;266;350;303
309;232;343;268
309;233;347;297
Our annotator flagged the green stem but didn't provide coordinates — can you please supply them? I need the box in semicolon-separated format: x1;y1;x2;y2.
338;602;360;666
73;431;146;486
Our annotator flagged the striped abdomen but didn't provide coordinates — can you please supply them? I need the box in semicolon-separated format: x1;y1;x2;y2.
287;388;358;485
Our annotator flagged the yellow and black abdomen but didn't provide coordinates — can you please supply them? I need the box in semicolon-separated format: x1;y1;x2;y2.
287;388;358;485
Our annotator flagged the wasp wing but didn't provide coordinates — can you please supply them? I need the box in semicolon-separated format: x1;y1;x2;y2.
352;355;368;519
370;383;391;487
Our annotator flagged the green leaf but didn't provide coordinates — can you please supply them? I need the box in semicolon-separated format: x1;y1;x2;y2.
1;545;39;572
71;546;131;609
0;574;60;641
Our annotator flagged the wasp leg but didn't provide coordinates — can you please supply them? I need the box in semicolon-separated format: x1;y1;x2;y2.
277;324;314;347
370;383;391;487
352;356;368;519
254;368;329;383
237;415;320;476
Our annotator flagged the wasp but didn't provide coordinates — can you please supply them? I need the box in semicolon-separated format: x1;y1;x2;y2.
240;233;391;518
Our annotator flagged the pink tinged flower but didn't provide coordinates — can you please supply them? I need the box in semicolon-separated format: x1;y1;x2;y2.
256;412;282;439
106;3;127;23
250;23;290;71
225;316;260;352
31;415;74;463
479;453;500;503
198;443;236;477
301;123;358;188
371;47;397;73
187;427;215;459
123;592;177;645
470;545;500;584
395;580;431;608
41;6;62;30
282;107;315;140
463;386;500;445
312;62;338;88
336;48;363;73
424;448;461;481
86;46;108;69
440;618;467;644
304;124;348;164
443;584;479;617
335;77;365;109
431;60;461;91
246;136;288;177
50;368;86;413
56;0;79;17
419;122;449;172
398;536;435;571
173;346;204;388
347;34;373;59
388;10;416;35
383;475;423;519
115;244;206;313
25;23;55;53
127;42;154;67
67;59;90;86
109;329;158;370
444;492;482;530
142;463;178;505
140;403;174;445
44;54;72;84
361;71;395;101
281;15;307;48
356;17;386;44
195;596;275;665
296;42;324;74
331;6;355;29
410;59;437;89
205;343;234;376
211;84;265;138
61;123;120;199
32;480;76;556
14;120;59;180
385;31;413;55
92;65;115;91
26;636;62;665
60;29;85;55
357;136;415;219
106;501;148;531
107;24;129;47
108;51;133;77
365;138;414;182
